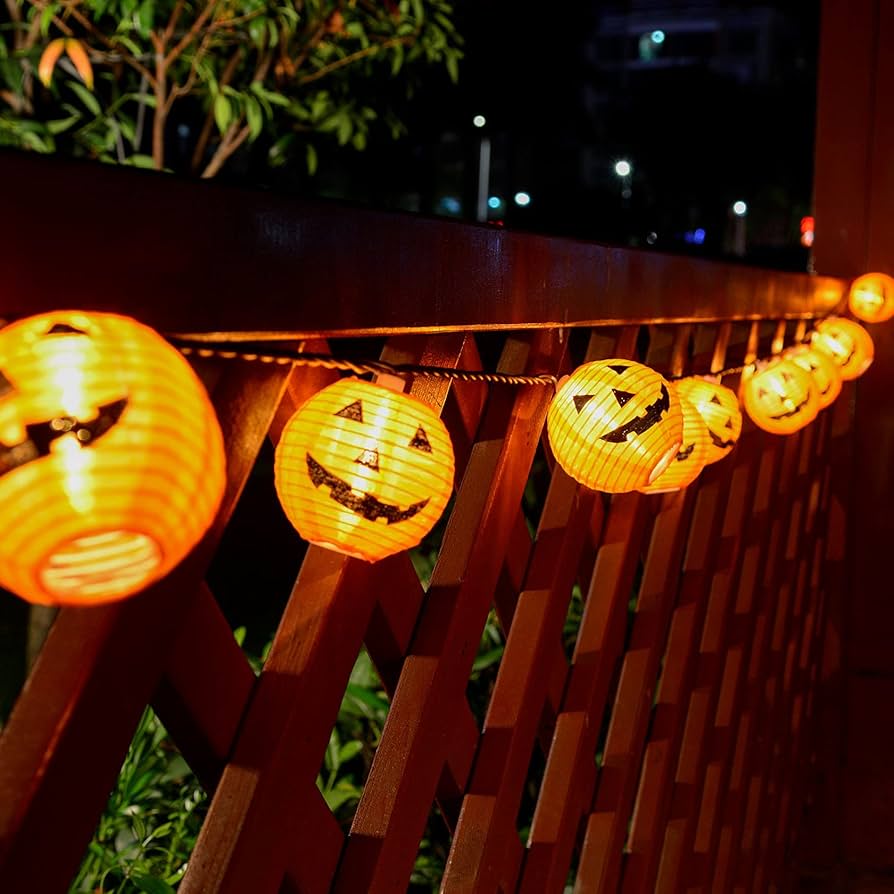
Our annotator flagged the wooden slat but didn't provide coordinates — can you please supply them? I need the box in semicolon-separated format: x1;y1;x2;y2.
334;329;566;892
180;334;473;894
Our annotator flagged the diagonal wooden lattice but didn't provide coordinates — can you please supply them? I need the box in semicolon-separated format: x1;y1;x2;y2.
0;153;851;894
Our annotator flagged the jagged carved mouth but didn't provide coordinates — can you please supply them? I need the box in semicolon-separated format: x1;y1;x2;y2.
306;453;428;524
599;385;670;443
0;397;128;479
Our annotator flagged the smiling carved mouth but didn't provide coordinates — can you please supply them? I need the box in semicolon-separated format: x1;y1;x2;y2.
600;385;671;443
0;397;128;479
307;453;429;524
768;395;811;420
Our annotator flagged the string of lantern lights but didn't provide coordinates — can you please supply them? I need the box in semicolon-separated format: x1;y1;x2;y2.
0;270;890;607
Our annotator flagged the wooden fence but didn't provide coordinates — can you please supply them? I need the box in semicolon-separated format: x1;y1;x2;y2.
0;151;851;892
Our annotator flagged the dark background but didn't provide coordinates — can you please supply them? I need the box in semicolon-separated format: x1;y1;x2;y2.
260;1;821;272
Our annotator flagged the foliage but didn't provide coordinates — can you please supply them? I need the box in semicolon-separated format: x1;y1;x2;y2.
0;0;462;177
70;708;206;893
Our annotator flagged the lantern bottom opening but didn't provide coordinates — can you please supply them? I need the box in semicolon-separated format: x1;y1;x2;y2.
39;529;163;602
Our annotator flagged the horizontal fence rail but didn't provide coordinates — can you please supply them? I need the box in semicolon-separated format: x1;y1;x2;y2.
0;152;849;893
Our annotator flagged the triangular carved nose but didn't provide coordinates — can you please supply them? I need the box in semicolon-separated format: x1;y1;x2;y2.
354;448;380;471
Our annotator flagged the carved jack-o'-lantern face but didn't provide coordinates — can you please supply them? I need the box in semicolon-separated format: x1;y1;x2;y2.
675;376;742;465
848;272;894;323
784;344;842;410
274;378;454;562
740;357;819;435
639;390;709;494
810;317;874;381
0;311;226;606
546;359;683;493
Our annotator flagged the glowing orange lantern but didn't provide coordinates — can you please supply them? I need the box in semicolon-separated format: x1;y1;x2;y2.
740;357;819;435
0;311;226;606
848;272;894;323
546;359;683;493
810;316;874;380
274;378;454;562
785;344;842;410
674;375;742;465
639;390;709;494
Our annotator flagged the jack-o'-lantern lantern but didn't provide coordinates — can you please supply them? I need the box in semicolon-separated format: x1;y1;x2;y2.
546;359;683;493
674;375;742;465
848;272;894;323
0;311;226;606
639;390;709;494
274;377;454;562
784;344;842;410
740;357;819;435
810;316;874;380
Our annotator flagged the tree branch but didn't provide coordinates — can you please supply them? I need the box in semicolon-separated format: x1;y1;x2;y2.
189;46;242;173
200;120;250;178
295;35;411;86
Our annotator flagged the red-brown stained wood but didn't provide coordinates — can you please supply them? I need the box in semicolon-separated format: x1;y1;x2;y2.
441;467;595;892
334;330;567;893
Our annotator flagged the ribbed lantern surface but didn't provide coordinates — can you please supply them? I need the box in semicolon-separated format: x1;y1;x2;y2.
741;357;818;435
546;359;683;493
274;378;454;562
785;344;842;410
0;311;226;605
810;316;874;381
639;391;709;494
675;375;742;464
848;272;894;323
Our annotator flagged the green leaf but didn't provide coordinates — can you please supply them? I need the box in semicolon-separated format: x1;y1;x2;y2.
40;4;58;37
70;81;101;116
213;93;232;134
132;874;177;894
338;740;364;764
136;0;154;36
45;112;81;134
446;50;459;83
322;780;362;812
245;95;263;140
305;142;317;175
472;646;504;674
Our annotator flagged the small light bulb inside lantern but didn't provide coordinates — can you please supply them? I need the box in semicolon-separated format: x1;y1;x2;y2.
784;344;842;410
639;390;709;494
546;358;683;493
274;378;454;562
810;316;874;381
0;311;226;606
848;272;894;323
740;357;819;435
674;375;742;464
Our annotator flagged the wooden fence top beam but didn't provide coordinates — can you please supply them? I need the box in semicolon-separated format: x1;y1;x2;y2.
0;150;845;338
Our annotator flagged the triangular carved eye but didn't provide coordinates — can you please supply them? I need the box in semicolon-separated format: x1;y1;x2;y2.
607;364;629;375
781;371;793;382
725;418;733;429
0;370;13;398
710;394;722;405
335;400;363;422
612;389;635;407
758;388;768;399
573;394;595;413
409;426;432;452
46;323;88;336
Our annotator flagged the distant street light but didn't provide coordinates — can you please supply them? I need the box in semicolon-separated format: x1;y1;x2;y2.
732;200;748;217
651;30;665;44
614;160;632;177
514;191;531;207
472;114;486;128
